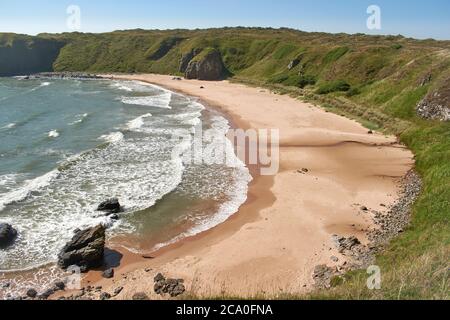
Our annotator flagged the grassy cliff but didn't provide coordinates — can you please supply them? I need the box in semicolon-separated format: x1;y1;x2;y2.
0;28;448;299
0;33;64;76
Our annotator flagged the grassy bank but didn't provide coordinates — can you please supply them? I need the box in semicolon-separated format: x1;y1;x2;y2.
1;27;448;299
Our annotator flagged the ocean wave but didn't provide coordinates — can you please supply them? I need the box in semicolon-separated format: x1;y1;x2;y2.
1;123;16;130
100;132;124;143
126;113;153;130
0;170;60;212
153;114;252;250
110;80;161;93
111;82;134;92
29;82;52;93
48;130;60;138
120;92;172;109
0;173;23;189
69;113;89;125
0;80;252;278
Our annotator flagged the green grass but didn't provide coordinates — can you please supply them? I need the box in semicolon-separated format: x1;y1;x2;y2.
316;80;351;94
1;27;449;299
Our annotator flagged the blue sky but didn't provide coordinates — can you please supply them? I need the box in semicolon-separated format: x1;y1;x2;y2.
1;0;449;40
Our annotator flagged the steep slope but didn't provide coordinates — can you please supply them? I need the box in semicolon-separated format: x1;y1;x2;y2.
0;33;64;76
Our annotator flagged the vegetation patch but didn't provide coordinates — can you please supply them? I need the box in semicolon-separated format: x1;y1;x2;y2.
316;80;351;94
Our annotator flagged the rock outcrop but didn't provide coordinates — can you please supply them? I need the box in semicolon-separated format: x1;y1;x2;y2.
132;292;149;300
97;198;121;214
417;79;450;121
179;49;202;73
184;48;226;81
0;223;17;248
153;273;186;298
58;225;106;272
287;59;301;70
312;265;337;289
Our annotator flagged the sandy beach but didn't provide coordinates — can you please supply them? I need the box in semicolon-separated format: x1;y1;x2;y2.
75;74;415;299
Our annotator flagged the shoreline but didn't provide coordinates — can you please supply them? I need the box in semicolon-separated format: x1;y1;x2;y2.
74;74;414;299
77;76;277;294
0;73;416;299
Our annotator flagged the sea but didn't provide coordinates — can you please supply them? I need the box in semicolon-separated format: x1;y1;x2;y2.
0;77;252;297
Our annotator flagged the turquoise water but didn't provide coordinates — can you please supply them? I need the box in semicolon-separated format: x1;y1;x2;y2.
0;77;251;280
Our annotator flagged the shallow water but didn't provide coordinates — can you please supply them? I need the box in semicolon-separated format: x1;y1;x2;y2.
0;77;251;296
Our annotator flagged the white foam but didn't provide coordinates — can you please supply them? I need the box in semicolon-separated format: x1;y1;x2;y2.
1;123;16;130
48;130;60;138
0;170;59;212
0;173;21;188
29;82;52;93
100;131;124;143
127;113;153;130
0;81;252;276
121;92;172;109
69;113;89;125
111;82;134;92
153;114;253;250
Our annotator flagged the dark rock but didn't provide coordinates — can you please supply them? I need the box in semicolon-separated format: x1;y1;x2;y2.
185;49;226;81
100;292;111;300
54;281;65;291
39;288;54;300
361;206;369;211
368;130;373;134
110;214;120;220
57;225;106;272
102;268;114;279
113;287;123;296
332;235;362;254
97;198;121;214
154;273;165;283
132;292;149;300
0;223;17;248
180;52;195;73
26;289;38;298
288;59;301;70
2;282;10;288
179;49;202;73
153;273;186;297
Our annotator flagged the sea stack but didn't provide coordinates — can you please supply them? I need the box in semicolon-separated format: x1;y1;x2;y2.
57;225;106;272
184;48;226;81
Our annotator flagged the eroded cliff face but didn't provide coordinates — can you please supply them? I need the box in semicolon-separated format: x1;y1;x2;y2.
0;35;64;76
417;79;450;121
184;48;226;81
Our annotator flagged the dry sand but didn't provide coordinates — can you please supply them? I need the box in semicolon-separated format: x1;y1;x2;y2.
82;74;414;299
